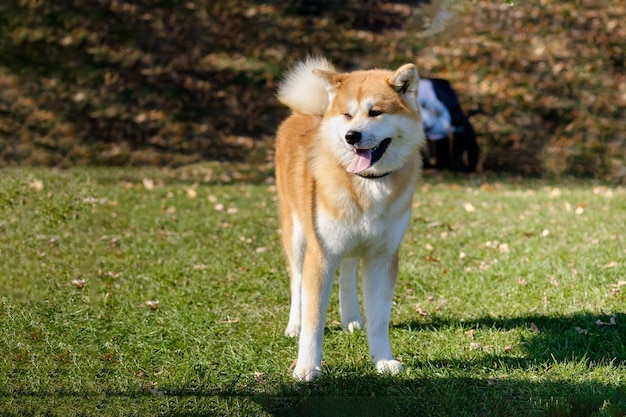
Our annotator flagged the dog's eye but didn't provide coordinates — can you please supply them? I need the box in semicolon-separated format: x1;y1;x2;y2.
344;113;353;120
369;110;383;117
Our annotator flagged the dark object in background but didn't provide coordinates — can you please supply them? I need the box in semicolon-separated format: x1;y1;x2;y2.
422;78;480;173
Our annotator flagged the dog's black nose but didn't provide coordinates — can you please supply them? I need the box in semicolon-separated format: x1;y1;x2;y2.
345;130;362;145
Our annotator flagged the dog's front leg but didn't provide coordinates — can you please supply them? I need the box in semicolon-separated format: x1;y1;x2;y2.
362;251;402;375
339;257;363;332
293;247;336;382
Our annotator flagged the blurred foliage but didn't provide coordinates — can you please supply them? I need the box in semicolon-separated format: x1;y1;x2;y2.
0;0;624;180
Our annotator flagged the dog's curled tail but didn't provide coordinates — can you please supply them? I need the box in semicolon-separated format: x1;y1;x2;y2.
277;56;336;116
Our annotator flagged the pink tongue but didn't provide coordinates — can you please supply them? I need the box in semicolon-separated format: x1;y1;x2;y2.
346;149;373;174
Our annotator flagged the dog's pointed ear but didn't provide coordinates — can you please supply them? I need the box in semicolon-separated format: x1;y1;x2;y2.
389;64;419;95
313;69;343;98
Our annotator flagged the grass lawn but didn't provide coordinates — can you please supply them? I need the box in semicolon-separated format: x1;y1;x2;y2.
0;167;624;416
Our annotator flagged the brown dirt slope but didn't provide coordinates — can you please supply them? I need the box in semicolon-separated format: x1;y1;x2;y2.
0;0;624;179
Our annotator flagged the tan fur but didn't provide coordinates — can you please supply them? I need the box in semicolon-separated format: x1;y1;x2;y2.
275;58;425;381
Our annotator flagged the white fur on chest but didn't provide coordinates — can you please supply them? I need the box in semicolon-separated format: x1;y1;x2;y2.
316;179;412;257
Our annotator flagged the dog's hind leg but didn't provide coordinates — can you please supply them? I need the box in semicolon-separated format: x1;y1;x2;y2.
339;257;363;332
362;251;402;375
285;215;305;337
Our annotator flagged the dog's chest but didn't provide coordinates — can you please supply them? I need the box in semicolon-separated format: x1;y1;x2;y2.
316;181;411;256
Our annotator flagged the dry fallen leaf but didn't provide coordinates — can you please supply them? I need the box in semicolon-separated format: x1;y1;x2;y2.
549;275;559;287
217;317;239;324
69;279;86;289
530;322;540;334
185;187;198;199
422;255;440;263
254;371;266;385
603;261;618;269
596;313;617;327
413;304;430;317
98;269;122;278
142;178;155;190
29;179;44;191
608;280;626;297
144;300;160;310
592;186;613;197
547;188;561;198
478;261;492;270
463;202;476;212
426;221;443;228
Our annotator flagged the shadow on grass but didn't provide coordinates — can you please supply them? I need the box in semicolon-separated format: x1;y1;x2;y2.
252;379;626;417
3;379;625;417
2;313;623;416
396;312;626;365
249;312;626;417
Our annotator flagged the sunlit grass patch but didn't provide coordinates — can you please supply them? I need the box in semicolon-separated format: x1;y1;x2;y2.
0;168;624;416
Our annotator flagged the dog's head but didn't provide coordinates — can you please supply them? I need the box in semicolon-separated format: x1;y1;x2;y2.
314;64;424;177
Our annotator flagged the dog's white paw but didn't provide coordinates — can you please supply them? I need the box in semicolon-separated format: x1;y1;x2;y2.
293;366;322;382
375;359;403;375
344;319;364;333
284;323;300;338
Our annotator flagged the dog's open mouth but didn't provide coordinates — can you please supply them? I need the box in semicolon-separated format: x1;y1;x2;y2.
346;138;392;174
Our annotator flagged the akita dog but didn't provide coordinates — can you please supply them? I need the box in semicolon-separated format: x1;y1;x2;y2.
275;57;425;381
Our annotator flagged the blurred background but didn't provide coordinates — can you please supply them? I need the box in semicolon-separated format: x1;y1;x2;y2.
0;0;624;180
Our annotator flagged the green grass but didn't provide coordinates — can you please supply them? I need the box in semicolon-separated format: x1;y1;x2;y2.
1;167;624;416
